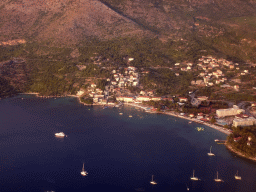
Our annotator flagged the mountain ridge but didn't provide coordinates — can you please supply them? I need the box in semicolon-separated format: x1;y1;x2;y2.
0;0;256;46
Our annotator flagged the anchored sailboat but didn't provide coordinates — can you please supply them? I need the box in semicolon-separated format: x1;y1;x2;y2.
235;170;241;180
208;146;215;156
190;170;199;181
150;175;157;185
81;163;88;176
214;171;223;182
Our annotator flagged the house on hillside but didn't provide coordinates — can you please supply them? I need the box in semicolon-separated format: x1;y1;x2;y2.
179;97;188;102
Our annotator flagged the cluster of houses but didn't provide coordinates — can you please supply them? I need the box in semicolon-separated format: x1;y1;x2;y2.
81;65;140;105
111;66;139;88
189;55;242;90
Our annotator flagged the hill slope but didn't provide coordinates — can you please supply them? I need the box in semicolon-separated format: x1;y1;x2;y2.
0;0;154;45
0;0;256;47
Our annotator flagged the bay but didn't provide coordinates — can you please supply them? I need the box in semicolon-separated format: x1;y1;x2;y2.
0;95;256;192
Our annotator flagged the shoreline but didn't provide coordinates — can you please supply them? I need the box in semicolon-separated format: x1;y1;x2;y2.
14;94;256;163
225;143;256;162
124;102;231;135
16;94;231;135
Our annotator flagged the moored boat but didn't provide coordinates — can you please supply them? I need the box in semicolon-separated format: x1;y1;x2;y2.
235;170;241;180
55;132;65;137
81;163;88;176
208;146;215;156
190;170;199;181
150;175;157;185
214;171;223;182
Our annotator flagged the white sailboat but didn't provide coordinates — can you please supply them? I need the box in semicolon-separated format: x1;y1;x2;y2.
208;146;215;156
235;170;241;180
150;175;157;185
190;170;199;181
81;163;88;176
214;171;223;182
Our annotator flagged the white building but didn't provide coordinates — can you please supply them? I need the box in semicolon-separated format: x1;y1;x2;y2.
233;117;256;127
216;105;245;118
136;96;151;102
151;97;162;101
116;97;134;103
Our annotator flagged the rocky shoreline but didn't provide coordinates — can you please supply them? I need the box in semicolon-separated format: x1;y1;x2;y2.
225;143;256;162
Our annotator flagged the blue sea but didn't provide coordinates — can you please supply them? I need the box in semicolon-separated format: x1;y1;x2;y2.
1;95;256;192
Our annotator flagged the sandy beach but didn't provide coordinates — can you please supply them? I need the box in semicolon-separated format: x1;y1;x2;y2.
125;102;231;135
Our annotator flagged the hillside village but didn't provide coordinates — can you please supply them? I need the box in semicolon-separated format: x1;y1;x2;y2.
75;54;256;130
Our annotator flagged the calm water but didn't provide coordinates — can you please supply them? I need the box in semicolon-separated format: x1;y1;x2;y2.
1;95;256;192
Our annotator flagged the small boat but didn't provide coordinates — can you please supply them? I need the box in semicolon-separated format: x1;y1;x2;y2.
81;163;88;176
190;170;199;181
55;132;65;137
129;115;132;118
235;170;241;180
119;113;123;115
186;184;189;191
214;171;223;182
150;175;157;185
188;121;192;124
208;146;215;156
214;139;219;142
196;127;204;131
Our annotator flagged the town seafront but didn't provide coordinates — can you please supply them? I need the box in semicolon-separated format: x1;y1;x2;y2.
125;102;231;135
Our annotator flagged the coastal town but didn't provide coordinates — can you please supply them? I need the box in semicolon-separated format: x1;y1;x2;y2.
76;55;256;131
2;0;256;190
1;52;256;161
71;54;256;161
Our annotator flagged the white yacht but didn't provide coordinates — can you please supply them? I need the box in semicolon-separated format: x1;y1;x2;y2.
235;170;241;180
208;146;215;156
55;132;65;137
81;163;88;176
214;171;223;182
150;175;157;185
190;170;199;181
